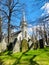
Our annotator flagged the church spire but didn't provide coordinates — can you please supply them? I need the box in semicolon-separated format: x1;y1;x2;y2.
20;9;27;28
22;10;26;22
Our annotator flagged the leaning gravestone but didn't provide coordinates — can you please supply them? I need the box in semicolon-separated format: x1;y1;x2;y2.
21;39;28;52
28;39;33;50
13;41;20;53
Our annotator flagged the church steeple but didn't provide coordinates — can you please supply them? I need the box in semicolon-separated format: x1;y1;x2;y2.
20;10;27;39
20;10;27;27
22;10;26;22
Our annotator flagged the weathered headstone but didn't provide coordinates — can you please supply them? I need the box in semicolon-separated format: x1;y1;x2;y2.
33;42;38;49
28;39;33;50
13;41;20;53
21;39;28;52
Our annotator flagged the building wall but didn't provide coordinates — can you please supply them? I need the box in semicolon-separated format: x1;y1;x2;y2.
0;38;7;52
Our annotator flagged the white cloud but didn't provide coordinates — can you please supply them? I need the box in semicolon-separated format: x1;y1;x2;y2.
11;29;18;33
28;24;33;27
28;27;32;32
41;13;45;16
41;2;49;16
27;24;33;35
27;27;33;36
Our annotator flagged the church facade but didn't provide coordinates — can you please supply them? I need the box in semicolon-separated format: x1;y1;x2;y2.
17;11;31;41
0;12;32;53
12;11;32;53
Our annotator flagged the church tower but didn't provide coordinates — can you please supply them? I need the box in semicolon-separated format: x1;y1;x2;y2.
0;17;2;42
20;11;27;39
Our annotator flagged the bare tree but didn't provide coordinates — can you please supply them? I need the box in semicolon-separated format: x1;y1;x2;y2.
0;0;21;44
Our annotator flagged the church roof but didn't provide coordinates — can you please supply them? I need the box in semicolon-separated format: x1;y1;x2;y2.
11;30;21;37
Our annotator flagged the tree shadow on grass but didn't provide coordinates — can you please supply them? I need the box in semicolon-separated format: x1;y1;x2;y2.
29;55;39;65
12;42;39;65
12;52;39;65
0;59;4;65
44;48;49;52
5;41;39;65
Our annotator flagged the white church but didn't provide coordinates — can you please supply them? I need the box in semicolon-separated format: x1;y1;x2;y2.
12;11;32;52
16;11;31;41
0;11;32;52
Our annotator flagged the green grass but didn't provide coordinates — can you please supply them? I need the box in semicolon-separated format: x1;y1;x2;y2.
0;47;49;65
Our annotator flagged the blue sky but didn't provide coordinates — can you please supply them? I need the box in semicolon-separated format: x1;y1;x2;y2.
17;0;49;35
1;0;49;34
1;0;48;26
10;0;49;27
17;0;47;25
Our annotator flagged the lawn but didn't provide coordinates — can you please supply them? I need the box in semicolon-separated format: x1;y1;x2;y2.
0;47;49;65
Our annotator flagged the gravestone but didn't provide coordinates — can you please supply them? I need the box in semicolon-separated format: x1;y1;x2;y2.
21;39;28;52
28;39;33;50
13;41;20;53
39;39;44;48
33;42;38;49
